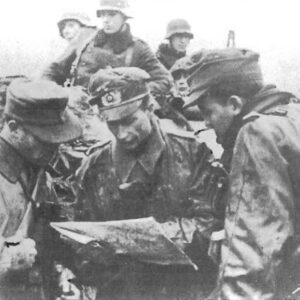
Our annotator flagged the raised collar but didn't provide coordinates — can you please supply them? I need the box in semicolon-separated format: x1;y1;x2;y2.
113;117;165;182
0;137;26;183
94;23;134;54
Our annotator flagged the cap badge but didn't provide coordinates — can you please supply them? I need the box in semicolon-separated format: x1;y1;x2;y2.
101;90;122;107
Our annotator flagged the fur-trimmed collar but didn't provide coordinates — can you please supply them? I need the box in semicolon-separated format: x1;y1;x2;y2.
94;23;134;54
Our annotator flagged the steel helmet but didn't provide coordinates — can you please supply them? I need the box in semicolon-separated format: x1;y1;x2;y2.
165;19;194;39
57;12;95;37
96;0;132;19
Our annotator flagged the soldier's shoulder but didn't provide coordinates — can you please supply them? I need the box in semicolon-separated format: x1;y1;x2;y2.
165;127;197;141
132;37;151;48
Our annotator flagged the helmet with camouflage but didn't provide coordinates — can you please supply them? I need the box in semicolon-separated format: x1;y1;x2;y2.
165;19;194;39
57;12;95;37
96;0;132;19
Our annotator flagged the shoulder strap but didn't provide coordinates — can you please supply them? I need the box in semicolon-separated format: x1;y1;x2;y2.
65;31;99;87
124;45;134;66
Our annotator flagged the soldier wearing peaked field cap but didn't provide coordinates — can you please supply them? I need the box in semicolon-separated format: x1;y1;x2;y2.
187;48;300;300
88;67;150;121
5;78;82;143
185;48;263;108
0;78;82;300
69;67;224;299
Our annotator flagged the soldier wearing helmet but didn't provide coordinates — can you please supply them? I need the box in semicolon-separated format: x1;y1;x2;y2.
42;0;171;116
57;12;96;44
42;0;171;146
156;19;194;70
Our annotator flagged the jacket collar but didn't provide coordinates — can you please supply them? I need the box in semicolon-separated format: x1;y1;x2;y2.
113;117;165;182
220;85;295;171
94;23;134;54
243;84;294;114
0;137;27;183
157;43;186;68
158;43;186;57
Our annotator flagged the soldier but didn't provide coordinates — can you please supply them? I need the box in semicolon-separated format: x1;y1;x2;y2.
169;56;202;121
57;12;96;44
156;19;194;70
42;0;171;114
0;78;82;300
186;48;300;299
73;67;220;299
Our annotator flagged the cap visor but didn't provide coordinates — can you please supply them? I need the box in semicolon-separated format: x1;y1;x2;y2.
100;100;142;121
183;88;207;108
23;110;82;144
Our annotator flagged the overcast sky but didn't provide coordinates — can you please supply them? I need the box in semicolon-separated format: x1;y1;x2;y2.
0;0;300;95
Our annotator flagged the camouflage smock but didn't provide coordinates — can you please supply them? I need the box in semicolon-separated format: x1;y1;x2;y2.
75;117;219;299
218;102;300;300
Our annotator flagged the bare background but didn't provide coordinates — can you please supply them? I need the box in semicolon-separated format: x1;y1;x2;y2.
0;0;299;95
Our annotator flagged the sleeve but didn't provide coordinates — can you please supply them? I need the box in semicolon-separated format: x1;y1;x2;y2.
162;140;219;255
0;192;10;275
182;141;219;239
135;41;172;96
219;120;294;300
41;44;77;86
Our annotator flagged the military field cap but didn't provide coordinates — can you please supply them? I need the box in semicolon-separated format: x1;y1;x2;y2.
5;78;82;143
88;67;150;121
96;0;132;19
185;48;263;108
170;55;194;78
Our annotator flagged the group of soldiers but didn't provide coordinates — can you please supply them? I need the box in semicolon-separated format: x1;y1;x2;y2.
1;0;300;300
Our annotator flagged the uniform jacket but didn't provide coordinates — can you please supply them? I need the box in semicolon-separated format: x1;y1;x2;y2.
0;138;75;300
43;24;171;95
156;42;186;70
0;137;46;300
75;116;219;299
218;86;300;299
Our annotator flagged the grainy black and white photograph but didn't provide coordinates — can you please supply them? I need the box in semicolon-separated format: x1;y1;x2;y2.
0;0;300;299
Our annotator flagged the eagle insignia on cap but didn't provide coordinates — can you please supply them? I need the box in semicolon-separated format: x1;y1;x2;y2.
101;90;122;107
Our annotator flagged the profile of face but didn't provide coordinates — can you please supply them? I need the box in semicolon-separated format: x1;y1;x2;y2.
7;121;58;167
107;107;152;151
170;33;191;53
62;20;82;42
198;95;239;143
99;10;126;34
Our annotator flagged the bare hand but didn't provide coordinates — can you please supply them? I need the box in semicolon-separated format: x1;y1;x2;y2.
2;238;37;271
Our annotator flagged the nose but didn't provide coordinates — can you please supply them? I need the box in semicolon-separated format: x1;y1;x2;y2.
116;125;128;140
102;15;111;24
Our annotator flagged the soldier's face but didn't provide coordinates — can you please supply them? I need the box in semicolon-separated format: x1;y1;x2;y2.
170;34;191;53
62;20;82;42
10;123;58;167
107;108;152;151
198;96;236;143
173;71;189;94
100;11;126;34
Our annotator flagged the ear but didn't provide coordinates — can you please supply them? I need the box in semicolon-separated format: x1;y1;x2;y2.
227;96;244;116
